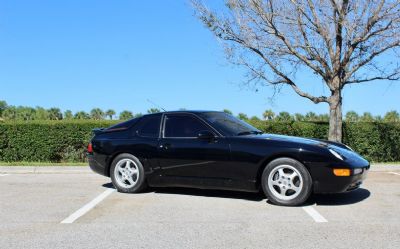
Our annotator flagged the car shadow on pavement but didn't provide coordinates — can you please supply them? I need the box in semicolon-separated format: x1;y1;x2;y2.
306;188;371;206
152;187;266;202
102;182;114;189
102;182;264;202
102;182;370;205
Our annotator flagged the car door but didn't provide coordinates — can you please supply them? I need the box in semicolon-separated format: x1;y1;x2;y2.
157;113;232;187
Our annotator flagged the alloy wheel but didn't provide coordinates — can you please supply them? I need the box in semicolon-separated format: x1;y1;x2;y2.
267;164;303;201
114;159;139;188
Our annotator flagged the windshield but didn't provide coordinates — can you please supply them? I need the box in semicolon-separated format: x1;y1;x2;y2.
198;112;262;136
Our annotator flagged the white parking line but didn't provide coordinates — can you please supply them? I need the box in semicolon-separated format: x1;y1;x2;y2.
0;174;9;177
388;172;400;176
302;206;328;223
61;188;115;224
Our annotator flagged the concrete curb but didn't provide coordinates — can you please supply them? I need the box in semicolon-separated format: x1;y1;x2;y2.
368;164;400;171
0;166;92;174
0;164;399;174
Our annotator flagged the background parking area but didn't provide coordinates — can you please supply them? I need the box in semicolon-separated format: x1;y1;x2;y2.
0;169;399;249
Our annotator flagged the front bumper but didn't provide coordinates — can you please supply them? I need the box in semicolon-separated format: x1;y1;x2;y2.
313;166;369;194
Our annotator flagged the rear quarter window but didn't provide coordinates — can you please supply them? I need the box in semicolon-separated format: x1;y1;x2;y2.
106;117;140;131
134;114;161;138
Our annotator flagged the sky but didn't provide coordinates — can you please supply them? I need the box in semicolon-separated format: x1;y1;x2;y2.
0;0;399;118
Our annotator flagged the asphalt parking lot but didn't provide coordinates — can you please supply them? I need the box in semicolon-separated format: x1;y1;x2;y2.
0;167;399;249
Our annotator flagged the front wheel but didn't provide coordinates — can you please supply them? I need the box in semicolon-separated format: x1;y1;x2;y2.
261;158;312;206
110;153;147;193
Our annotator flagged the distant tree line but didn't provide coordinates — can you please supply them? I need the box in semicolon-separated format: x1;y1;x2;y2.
0;100;398;122
228;109;400;123
0;100;162;121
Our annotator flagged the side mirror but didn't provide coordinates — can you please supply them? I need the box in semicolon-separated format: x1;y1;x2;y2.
197;130;215;140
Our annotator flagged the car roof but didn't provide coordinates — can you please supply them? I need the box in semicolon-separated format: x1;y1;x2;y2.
144;110;222;116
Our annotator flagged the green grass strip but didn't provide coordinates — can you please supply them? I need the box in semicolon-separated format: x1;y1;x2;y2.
0;161;87;166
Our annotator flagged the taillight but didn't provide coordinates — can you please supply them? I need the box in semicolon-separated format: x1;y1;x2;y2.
87;143;93;153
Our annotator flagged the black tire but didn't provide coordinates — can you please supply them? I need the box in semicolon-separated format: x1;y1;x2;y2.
110;153;147;193
261;157;312;206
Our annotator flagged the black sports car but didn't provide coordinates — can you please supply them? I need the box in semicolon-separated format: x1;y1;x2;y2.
88;111;369;206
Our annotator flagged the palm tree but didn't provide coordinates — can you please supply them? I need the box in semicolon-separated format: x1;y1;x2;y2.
294;113;305;121
64;110;73;120
17;107;36;120
0;100;7;117
360;112;374;122
317;114;329;122
2;106;16;120
90;108;104;120
119;110;133;120
384;111;400;122
105;109;116;120
35;107;49;120
275;112;293;121
237;113;248;120
262;109;275;121
74;111;90;120
250;116;261;121
147;108;160;114
48;108;63;120
345;111;359;122
305;112;318;122
222;109;233;115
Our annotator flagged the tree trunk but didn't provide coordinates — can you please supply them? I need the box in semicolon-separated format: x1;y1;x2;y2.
328;90;343;142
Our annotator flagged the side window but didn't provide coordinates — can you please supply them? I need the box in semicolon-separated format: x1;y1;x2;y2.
135;115;161;138
164;115;211;138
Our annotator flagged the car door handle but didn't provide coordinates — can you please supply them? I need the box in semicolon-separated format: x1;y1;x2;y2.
159;143;171;150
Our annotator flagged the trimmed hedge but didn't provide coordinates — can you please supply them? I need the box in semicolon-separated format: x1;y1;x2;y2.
0;120;118;163
0;120;399;162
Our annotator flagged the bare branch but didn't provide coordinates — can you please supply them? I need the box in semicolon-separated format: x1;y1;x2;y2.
345;41;400;81
345;70;400;84
192;0;400;102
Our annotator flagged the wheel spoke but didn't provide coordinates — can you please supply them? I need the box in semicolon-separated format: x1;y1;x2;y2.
288;171;297;179
131;167;138;175
118;175;127;186
278;168;285;178
125;164;138;175
290;185;300;193
271;179;280;186
126;176;135;185
118;167;124;175
280;187;287;196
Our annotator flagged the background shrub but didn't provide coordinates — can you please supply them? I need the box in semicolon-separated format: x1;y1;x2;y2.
0;120;117;163
0;120;399;163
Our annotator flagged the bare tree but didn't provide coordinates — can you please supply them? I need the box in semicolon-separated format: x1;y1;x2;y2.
193;0;400;142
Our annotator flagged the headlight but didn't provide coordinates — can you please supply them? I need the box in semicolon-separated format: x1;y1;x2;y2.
329;148;344;160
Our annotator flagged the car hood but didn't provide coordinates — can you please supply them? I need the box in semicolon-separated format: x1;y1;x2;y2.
236;133;368;166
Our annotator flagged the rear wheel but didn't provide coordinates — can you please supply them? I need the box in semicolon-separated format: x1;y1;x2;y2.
110;153;147;193
261;158;312;206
